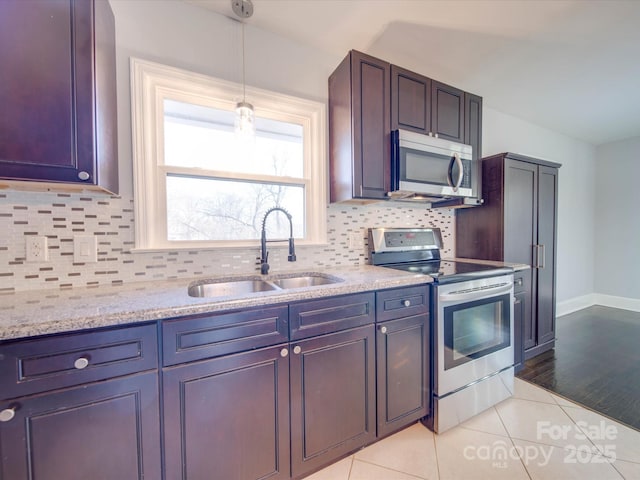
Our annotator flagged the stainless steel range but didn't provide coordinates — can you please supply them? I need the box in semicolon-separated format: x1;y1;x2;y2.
369;227;515;433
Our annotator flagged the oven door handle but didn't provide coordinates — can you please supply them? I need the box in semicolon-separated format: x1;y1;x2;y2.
439;283;513;302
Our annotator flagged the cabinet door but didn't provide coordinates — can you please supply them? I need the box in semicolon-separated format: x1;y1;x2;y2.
464;93;483;160
391;65;431;134
376;314;429;437
536;166;558;346
0;0;117;192
290;326;376;477
504;159;538;350
163;345;290;480
0;371;161;480
431;81;464;142
351;51;391;199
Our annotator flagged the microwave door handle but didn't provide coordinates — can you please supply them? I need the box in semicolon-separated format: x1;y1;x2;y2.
453;153;464;190
447;155;455;189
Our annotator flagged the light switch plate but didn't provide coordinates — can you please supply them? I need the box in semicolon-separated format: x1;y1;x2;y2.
74;235;98;263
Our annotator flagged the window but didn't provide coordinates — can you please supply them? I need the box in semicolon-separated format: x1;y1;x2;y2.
130;59;327;250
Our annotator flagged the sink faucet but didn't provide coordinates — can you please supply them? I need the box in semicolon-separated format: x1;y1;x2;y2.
260;207;296;275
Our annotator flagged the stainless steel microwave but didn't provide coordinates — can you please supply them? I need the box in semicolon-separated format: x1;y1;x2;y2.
390;129;479;201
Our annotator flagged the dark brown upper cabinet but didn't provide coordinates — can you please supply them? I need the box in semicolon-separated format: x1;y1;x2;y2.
329;50;391;202
464;93;483;161
391;65;431;134
431;81;465;143
329;50;482;203
0;0;119;194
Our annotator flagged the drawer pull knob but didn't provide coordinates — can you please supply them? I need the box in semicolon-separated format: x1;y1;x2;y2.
78;171;90;181
293;346;302;355
403;300;411;307
74;357;90;370
380;326;388;334
280;348;289;358
0;407;16;422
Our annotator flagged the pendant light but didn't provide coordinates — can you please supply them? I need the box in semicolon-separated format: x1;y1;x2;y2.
232;0;254;139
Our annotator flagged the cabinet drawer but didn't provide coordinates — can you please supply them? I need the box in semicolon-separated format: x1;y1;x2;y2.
289;292;375;341
0;324;157;400
376;285;428;322
162;305;288;366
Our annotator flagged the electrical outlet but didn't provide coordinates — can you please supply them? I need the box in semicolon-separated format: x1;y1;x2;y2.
74;235;98;263
26;236;49;262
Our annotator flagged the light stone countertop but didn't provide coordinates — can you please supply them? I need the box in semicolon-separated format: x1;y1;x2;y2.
0;265;432;341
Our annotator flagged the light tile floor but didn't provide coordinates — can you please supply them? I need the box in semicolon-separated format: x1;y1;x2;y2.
303;378;640;480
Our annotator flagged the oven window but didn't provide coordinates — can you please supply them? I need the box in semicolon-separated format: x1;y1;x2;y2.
443;293;511;370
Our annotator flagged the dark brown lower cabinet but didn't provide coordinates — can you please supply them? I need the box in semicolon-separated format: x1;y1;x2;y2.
162;344;291;480
376;314;429;437
513;271;532;372
290;326;376;478
0;371;161;480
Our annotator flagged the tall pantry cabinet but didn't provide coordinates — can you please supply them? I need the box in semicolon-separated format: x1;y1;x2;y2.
456;153;561;368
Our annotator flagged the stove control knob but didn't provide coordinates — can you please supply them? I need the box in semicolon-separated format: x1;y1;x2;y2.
403;300;411;307
380;326;388;334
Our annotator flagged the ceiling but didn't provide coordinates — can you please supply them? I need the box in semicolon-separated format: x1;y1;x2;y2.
189;0;640;146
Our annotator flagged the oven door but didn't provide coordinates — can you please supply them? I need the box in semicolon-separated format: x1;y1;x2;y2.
435;275;514;396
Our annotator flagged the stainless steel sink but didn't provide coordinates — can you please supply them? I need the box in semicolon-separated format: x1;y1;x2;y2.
188;273;343;298
270;274;340;289
188;279;279;298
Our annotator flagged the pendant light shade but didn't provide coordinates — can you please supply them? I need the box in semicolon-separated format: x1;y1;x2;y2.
235;100;255;138
233;0;254;139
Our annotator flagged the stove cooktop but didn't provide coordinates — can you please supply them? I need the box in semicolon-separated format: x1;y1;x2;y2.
381;260;513;284
368;227;514;284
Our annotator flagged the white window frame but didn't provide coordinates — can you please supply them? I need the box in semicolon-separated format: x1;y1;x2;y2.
130;58;327;251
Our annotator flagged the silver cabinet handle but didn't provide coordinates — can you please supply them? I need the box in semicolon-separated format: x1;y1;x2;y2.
280;348;289;358
74;357;90;370
402;300;411;307
78;171;90;181
0;407;16;422
380;326;388;334
539;244;545;269
293;345;302;355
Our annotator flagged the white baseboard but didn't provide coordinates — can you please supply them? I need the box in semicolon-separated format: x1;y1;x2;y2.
557;293;640;317
592;294;640;313
557;294;597;317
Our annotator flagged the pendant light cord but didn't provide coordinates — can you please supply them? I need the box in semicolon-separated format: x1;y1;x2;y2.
241;21;246;102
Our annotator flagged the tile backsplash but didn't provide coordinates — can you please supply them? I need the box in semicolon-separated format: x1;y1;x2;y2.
0;191;455;292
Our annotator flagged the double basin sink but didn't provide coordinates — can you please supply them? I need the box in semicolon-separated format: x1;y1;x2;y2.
188;273;343;298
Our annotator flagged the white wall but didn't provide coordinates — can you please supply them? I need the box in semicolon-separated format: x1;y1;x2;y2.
594;137;640;301
482;107;597;305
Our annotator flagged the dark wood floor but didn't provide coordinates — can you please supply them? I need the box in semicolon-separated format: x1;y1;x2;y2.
518;305;640;431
